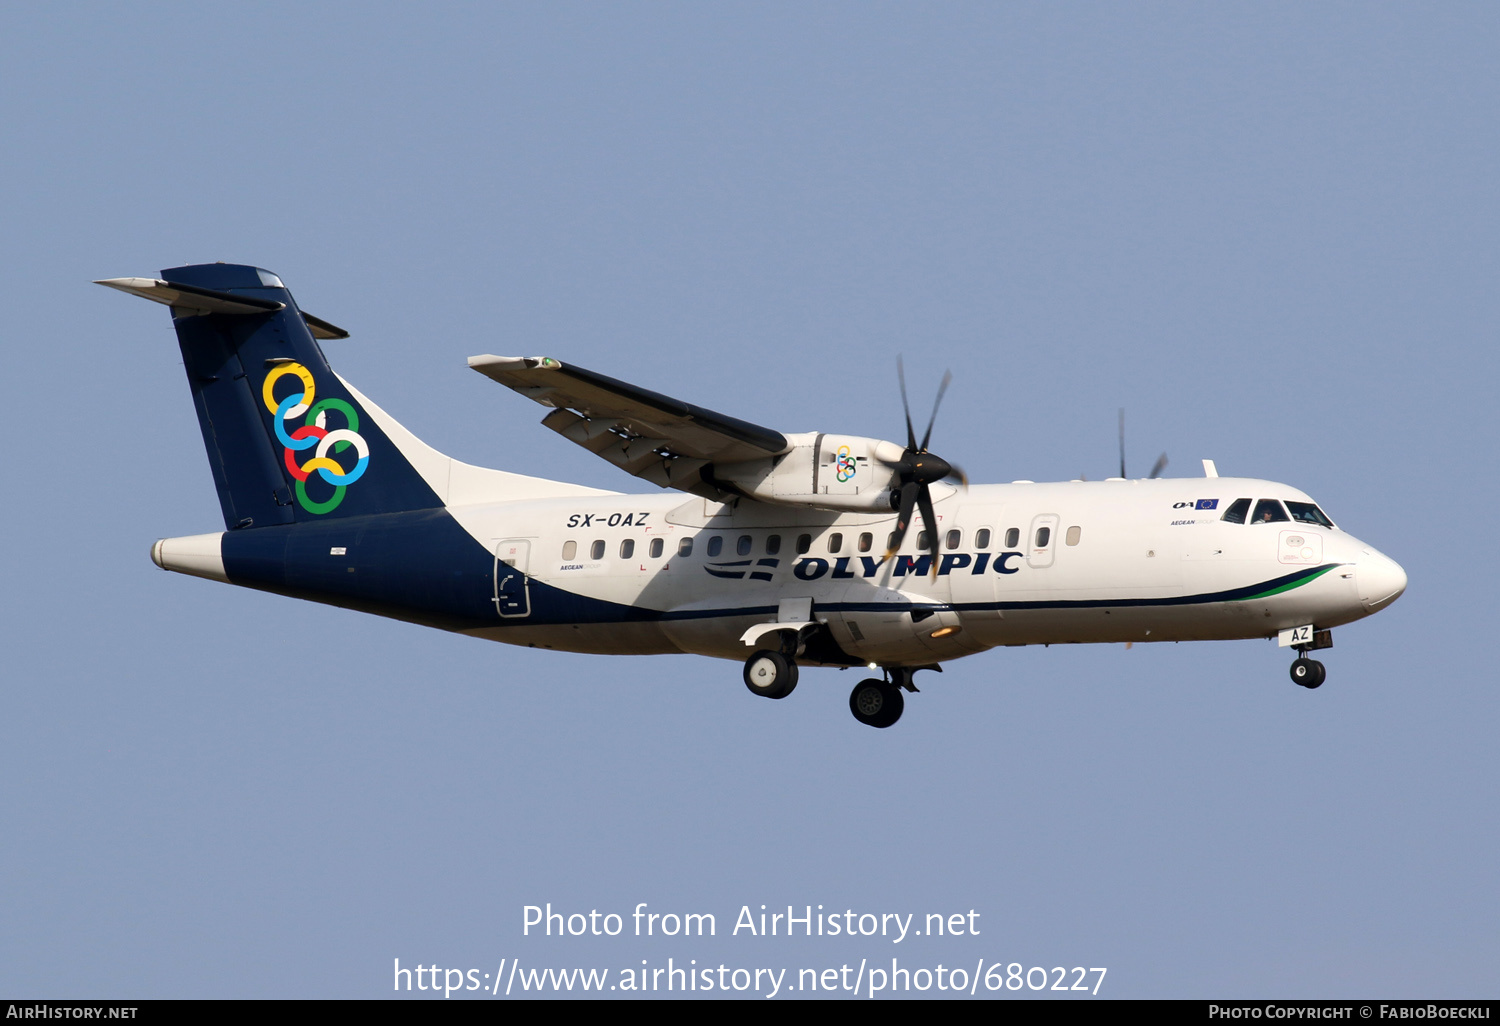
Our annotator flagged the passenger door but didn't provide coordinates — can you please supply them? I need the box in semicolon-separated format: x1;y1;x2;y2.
494;539;532;618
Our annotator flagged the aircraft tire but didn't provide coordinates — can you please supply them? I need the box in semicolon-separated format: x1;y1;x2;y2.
744;650;798;699
849;678;904;728
1290;658;1326;689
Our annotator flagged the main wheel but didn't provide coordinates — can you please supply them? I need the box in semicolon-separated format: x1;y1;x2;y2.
849;678;904;728
1290;657;1326;689
743;649;798;699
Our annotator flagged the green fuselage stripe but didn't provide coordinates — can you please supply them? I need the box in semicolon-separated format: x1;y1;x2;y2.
1234;564;1338;601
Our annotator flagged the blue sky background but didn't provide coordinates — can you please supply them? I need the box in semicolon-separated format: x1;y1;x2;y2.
2;3;1495;999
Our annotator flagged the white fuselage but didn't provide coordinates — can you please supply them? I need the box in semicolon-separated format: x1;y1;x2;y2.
442;476;1405;667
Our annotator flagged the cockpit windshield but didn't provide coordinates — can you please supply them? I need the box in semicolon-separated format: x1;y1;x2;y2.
1285;501;1335;528
1250;499;1289;524
1221;498;1251;524
1222;496;1336;528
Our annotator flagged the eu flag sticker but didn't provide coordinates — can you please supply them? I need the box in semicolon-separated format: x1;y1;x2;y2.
1195;499;1219;510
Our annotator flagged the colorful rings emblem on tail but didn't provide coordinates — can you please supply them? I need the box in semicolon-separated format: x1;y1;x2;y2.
263;362;369;514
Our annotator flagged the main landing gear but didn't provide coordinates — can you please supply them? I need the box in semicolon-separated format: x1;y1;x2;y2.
848;677;904;729
849;667;922;729
743;649;799;700
742;640;925;729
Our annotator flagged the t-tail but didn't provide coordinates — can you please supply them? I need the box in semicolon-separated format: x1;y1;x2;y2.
104;262;609;629
100;263;442;530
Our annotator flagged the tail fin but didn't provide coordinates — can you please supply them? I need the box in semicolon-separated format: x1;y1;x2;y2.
101;263;442;529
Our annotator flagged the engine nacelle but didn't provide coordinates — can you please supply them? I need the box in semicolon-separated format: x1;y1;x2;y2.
713;432;908;511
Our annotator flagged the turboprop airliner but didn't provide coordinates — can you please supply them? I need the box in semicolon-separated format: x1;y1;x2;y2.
101;264;1407;728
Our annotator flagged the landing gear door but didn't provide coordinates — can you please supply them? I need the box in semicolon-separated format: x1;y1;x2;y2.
494;539;532;618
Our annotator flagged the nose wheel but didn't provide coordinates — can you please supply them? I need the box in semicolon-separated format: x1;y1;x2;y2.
1290;656;1326;689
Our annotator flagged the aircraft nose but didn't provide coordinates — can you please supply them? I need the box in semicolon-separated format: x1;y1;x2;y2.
1358;549;1408;612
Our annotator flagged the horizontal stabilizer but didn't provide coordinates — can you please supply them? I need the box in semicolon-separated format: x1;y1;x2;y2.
95;277;349;339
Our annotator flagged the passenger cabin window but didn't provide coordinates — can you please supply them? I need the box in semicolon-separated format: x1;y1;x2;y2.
858;532;873;552
620;539;634;559
766;535;782;555
917;532;930;551
1285;501;1334;528
1035;526;1051;548
590;540;605;560
975;528;991;549
1004;527;1020;548
1250;499;1290;525
945;530;961;550
707;536;723;556
737;535;752;556
827;533;843;554
796;534;812;554
649;538;664;558
1065;526;1081;546
678;537;693;557
561;540;577;560
1221;498;1252;525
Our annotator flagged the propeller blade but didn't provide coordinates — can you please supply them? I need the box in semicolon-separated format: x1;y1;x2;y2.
1148;452;1169;479
944;462;969;488
883;480;921;561
919;369;952;452
916;485;940;579
1118;408;1127;479
896;355;917;452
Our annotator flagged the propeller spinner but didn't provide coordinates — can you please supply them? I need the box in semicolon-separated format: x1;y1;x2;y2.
880;357;967;576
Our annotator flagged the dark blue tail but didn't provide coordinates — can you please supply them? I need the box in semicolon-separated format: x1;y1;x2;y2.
145;263;442;529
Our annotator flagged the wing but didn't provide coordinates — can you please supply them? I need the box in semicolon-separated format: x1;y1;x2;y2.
468;355;789;498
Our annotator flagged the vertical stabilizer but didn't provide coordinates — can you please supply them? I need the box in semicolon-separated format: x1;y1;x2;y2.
103;264;443;529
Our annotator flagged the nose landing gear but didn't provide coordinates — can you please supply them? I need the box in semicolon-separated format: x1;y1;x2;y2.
1290;657;1326;689
1287;627;1333;689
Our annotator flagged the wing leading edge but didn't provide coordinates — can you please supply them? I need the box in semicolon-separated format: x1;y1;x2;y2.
468;355;789;499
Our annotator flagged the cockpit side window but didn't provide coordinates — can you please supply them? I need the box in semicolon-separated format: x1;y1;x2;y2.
1285;501;1334;528
1250;499;1290;525
1221;498;1252;524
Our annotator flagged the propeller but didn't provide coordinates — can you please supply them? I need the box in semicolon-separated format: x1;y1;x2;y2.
879;357;968;576
1118;408;1168;479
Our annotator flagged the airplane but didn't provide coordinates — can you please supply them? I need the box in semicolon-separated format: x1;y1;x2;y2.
100;263;1408;728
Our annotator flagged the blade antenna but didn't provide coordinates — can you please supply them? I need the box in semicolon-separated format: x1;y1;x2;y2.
1118;408;1127;479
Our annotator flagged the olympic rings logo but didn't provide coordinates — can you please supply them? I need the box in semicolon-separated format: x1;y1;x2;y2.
262;362;369;514
834;445;857;483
